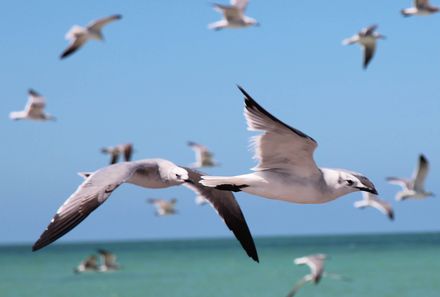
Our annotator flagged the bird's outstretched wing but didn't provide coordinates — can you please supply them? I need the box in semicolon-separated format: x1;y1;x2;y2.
32;162;147;251
285;275;312;297
231;0;249;10
238;86;320;177
25;89;46;116
87;14;122;31
413;154;429;192
60;35;87;59
182;167;259;262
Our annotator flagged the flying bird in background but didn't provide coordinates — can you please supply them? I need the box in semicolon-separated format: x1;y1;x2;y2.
32;158;259;263
188;141;219;168
97;249;119;272
101;143;133;164
209;0;259;30
401;0;439;16
354;192;395;220
201;86;378;205
148;198;178;216
9;89;56;121
74;255;99;274
60;14;122;59
387;154;434;201
342;25;386;69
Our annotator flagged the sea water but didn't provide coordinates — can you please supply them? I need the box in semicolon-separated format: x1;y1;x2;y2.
0;232;439;297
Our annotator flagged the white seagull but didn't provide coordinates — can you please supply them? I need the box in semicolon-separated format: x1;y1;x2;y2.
74;255;99;273
286;254;327;297
200;86;378;205
387;154;434;201
354;192;394;220
32;158;259;262
209;0;259;30
60;14;122;59
286;254;348;297
97;249;119;272
101;143;134;165
188;141;218;168
148;198;178;216
401;0;439;16
9;89;56;121
342;25;386;69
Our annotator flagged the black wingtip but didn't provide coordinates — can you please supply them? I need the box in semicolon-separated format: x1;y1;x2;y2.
389;212;395;221
419;154;427;162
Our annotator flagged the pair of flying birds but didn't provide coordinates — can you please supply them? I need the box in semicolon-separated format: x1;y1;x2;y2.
32;86;433;263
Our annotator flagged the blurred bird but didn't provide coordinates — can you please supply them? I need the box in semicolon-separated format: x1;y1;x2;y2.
74;255;99;273
200;86;378;204
148;198;178;216
286;254;349;297
188;141;218;168
60;14;122;59
32;158;259;262
401;0;439;16
9;89;56;121
101;143;133;164
354;192;394;220
342;24;386;69
209;0;259;30
387;154;434;201
97;249;119;272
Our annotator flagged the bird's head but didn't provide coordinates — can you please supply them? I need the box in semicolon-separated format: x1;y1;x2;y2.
169;167;190;183
336;170;378;195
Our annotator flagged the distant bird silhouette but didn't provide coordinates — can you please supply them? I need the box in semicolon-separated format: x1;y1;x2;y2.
401;0;439;16
354;192;394;220
60;14;122;59
387;154;434;201
74;255;99;273
147;198;178;216
187;141;218;168
10;89;56;121
342;24;386;69
97;249;119;272
209;0;259;30
101;143;133;164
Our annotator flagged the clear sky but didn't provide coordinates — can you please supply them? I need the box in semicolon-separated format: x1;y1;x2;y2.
1;0;439;245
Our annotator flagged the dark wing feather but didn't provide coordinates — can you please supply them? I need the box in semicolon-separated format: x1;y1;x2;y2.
182;167;259;262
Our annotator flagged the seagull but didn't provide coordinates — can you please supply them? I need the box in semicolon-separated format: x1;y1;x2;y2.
342;25;386;69
401;0;439;16
200;86;378;205
97;249;119;272
101;143;133;165
286;254;348;297
286;254;327;297
74;255;99;273
60;14;122;59
32;158;259;262
148;198;178;216
209;0;259;30
188;141;219;168
354;192;394;220
387;154;434;201
9;89;56;121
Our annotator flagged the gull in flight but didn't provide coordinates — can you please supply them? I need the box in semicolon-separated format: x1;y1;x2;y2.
148;198;178;216
9;89;56;121
101;143;133;165
74;255;99;273
387;154;434;201
209;0;259;30
60;14;122;59
401;0;439;16
342;25;386;69
286;254;348;297
354;192;394;220
32;158;259;262
97;249;119;272
200;86;378;205
188;141;219;168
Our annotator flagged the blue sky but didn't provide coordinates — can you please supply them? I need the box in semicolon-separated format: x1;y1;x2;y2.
1;0;439;245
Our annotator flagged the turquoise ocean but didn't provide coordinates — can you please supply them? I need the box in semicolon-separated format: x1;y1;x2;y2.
1;232;439;297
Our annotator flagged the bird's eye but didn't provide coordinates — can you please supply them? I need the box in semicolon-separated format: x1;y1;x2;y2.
176;174;182;179
346;180;354;186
